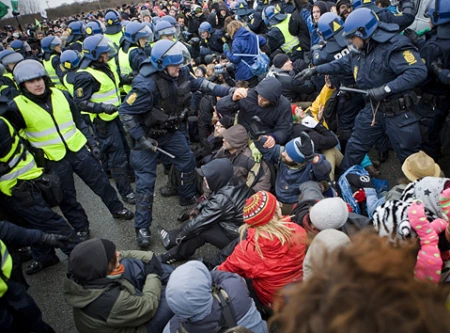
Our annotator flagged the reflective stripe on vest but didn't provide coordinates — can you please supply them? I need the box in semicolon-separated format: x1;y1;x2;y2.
63;74;74;97
4;72;18;89
43;54;67;91
0;240;13;297
77;65;120;122
0;117;42;196
275;15;300;53
15;88;87;161
118;46;137;94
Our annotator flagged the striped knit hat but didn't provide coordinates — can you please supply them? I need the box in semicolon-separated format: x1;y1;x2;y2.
243;191;278;227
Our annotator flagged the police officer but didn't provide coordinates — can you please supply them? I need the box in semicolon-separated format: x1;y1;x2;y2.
419;0;450;160
9;39;31;58
353;0;416;31
298;8;426;170
41;36;66;91
119;40;232;248
198;22;226;55
0;116;79;274
4;59;134;243
154;20;178;42
247;0;269;35
118;22;153;94
263;5;303;60
104;9;123;48
60;50;83;97
0;50;22;99
74;35;136;205
65;20;85;52
84;20;104;38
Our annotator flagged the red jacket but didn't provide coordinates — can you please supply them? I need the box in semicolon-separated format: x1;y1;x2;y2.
218;220;307;307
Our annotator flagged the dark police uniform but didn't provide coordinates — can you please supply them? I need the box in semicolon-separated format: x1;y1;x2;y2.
200;29;226;54
316;24;427;170
119;60;231;234
362;2;415;31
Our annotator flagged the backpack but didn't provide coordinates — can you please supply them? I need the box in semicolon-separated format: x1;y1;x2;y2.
178;286;237;333
234;34;270;77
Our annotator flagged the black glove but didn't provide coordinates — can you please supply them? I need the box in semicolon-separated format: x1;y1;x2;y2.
429;60;443;78
101;103;118;115
248;115;266;141
39;233;71;248
88;143;102;161
403;28;418;47
120;72;135;85
368;85;389;102
143;254;164;277
138;136;158;152
295;67;318;81
295;132;315;161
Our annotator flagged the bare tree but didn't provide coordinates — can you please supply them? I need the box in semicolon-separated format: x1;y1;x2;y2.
19;0;40;15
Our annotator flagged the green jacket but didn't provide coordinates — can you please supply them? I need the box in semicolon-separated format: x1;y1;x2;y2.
63;250;162;333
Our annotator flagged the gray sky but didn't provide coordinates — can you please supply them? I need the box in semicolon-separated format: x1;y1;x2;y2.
45;0;78;9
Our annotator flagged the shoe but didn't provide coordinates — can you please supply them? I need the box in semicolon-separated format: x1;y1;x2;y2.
179;195;198;207
25;256;60;275
76;229;90;242
136;228;151;249
113;208;134;220
177;208;191;222
365;165;381;178
158;253;179;265
371;160;381;169
159;185;178;197
156;224;176;250
378;150;389;163
123;192;136;205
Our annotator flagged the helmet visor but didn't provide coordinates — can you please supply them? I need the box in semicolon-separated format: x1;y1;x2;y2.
98;36;118;58
163;41;192;67
139;25;154;43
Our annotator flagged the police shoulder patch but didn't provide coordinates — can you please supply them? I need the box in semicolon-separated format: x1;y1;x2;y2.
76;88;83;97
403;50;417;65
222;37;227;43
353;66;358;80
126;92;137;105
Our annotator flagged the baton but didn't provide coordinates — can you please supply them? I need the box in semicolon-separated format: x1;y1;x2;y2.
156;147;175;159
339;86;369;96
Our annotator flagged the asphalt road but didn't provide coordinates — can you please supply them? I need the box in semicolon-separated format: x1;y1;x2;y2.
26;144;450;332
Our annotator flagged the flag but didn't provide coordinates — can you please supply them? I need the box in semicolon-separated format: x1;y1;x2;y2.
35;18;41;27
0;2;9;19
40;9;47;18
10;0;19;13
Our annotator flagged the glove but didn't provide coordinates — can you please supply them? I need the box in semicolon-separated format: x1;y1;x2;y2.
101;103;118;115
295;132;315;161
120;72;135;85
222;43;230;53
295;67;318;81
39;233;71;248
368;85;389;102
143;254;164;277
429;60;443;78
138;136;158;152
403;28;418;47
248;115;266;141
88;143;102;161
353;189;366;203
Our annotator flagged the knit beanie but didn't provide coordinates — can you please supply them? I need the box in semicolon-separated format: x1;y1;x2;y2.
310;197;349;231
141;9;151;18
243;191;278;227
284;136;314;164
101;239;116;263
273;54;290;69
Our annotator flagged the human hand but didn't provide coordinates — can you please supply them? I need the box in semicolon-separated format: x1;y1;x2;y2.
232;87;248;101
263;135;276;148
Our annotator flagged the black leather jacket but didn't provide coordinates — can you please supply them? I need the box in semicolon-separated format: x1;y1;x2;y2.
178;177;254;240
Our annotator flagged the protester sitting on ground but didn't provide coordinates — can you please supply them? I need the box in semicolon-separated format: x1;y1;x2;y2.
270;231;450;333
64;238;173;333
218;191;307;317
163;261;268;333
156;159;254;264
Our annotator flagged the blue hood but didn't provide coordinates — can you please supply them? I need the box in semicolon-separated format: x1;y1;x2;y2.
166;261;213;322
234;26;254;40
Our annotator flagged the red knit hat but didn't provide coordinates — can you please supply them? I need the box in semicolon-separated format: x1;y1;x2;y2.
243;191;278;227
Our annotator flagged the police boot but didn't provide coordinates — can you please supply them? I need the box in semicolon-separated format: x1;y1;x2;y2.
113;208;134;220
156;224;177;250
136;228;151;249
122;192;136;205
159;184;178;197
25;256;60;275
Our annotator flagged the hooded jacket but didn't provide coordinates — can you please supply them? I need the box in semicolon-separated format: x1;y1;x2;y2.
218;220;307;307
63;239;162;333
164;261;268;333
224;27;267;81
216;125;271;193
177;159;254;240
217;77;293;144
267;65;315;101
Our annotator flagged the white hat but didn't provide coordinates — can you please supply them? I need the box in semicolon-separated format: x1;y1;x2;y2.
310;197;349;231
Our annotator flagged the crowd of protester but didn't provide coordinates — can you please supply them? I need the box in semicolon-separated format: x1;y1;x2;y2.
1;0;450;332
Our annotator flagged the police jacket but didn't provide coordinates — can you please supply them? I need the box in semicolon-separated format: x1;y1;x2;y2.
364;3;414;31
316;24;427;95
119;62;230;142
267;65;315;101
118;41;149;74
201;29;226;54
288;7;311;52
255;136;331;204
420;25;450;96
42;52;65;87
0;74;19;100
266;15;300;54
177;159;254;240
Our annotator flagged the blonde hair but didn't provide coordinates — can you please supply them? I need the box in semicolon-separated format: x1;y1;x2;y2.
227;20;244;38
239;203;296;259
